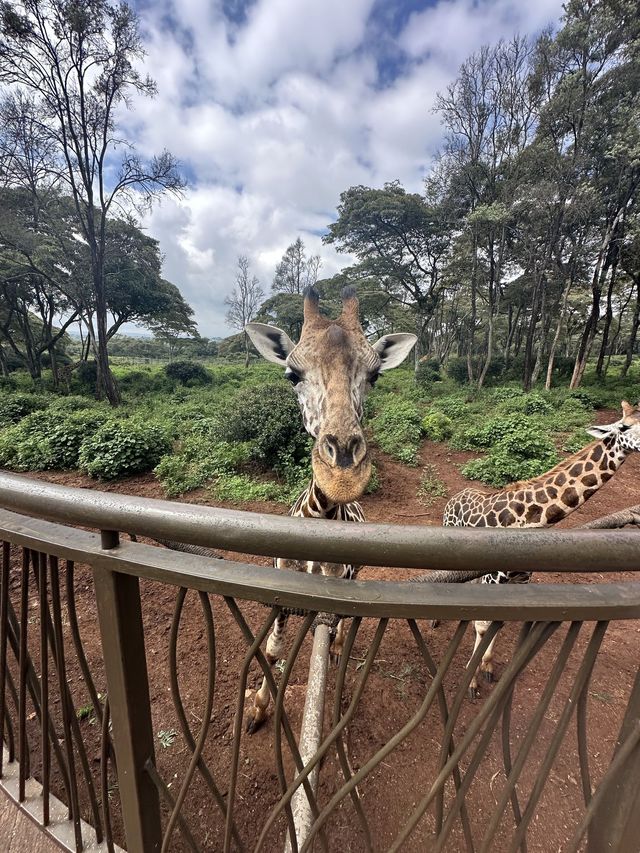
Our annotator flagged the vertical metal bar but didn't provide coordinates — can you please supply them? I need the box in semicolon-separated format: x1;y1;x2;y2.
283;624;331;853
50;555;83;851
0;541;9;777
587;666;640;853
39;551;50;825
18;547;29;801
93;561;162;853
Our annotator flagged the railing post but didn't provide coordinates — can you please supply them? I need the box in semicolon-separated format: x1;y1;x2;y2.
588;666;640;853
93;530;162;853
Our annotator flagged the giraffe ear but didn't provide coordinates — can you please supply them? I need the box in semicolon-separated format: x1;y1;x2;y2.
245;323;295;366
621;400;634;417
372;333;417;371
586;423;616;439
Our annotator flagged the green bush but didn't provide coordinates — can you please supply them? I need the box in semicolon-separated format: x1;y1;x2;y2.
562;429;592;453
415;358;441;388
487;385;525;404
431;395;467;419
446;357;469;384
210;473;291;503
164;361;211;386
421;411;453;442
155;438;252;497
79;420;171;479
523;394;553;415
0;392;47;426
418;463;448;506
219;381;311;480
460;419;559;488
371;400;423;464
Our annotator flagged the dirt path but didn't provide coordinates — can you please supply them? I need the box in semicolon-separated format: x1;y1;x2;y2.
6;411;640;851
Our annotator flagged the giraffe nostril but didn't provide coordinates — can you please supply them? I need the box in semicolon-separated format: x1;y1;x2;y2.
323;436;338;463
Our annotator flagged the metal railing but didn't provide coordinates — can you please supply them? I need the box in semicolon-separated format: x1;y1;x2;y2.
0;470;639;852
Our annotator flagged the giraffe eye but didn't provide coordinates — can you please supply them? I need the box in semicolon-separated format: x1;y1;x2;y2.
285;369;302;386
369;372;380;386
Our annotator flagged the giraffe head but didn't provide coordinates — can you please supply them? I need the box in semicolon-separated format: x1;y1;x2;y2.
587;401;640;452
246;287;416;503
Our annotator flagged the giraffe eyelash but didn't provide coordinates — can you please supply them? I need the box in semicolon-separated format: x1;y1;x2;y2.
285;369;302;386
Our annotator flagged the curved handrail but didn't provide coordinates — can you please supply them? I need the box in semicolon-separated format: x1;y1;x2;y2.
1;471;640;574
2;506;640;621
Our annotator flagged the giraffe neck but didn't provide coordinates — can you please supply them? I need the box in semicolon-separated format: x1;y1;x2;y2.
290;477;338;519
489;433;629;526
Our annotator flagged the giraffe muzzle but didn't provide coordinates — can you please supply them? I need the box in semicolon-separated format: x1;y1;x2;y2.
312;433;372;504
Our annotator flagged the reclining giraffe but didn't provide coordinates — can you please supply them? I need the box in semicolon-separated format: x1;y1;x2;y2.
244;286;416;731
443;400;640;698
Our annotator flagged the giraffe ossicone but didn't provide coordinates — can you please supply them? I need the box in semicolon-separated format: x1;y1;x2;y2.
444;400;640;699
243;287;416;732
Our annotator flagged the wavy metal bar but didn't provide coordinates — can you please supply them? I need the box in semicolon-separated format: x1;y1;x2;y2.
38;550;50;826
407;619;474;852
434;622;564;852
50;553;84;851
256;619;388;853
273;612;317;853
224;601;278;853
100;697;116;853
144;757;201;853
163;591;217;852
18;546;29;799
330;617;373;852
479;622;583;853
392;622;553;851
510;621;609;852
167;588;241;848
303;620;471;853
0;540;10;775
39;551;104;842
566;718;640;853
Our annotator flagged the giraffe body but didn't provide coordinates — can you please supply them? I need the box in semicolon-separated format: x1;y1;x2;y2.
444;401;640;698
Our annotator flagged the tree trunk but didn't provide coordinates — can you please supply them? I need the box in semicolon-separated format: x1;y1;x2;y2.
0;347;9;377
621;278;640;378
530;287;549;386
93;261;120;404
545;279;572;390
595;254;619;378
244;332;250;369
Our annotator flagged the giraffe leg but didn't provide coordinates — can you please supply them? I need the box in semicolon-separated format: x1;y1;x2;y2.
479;624;499;684
246;613;288;734
430;619;440;629
330;618;345;666
467;620;493;700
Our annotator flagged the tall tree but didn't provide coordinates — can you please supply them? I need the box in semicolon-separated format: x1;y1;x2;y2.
225;256;264;367
0;0;184;403
272;237;321;295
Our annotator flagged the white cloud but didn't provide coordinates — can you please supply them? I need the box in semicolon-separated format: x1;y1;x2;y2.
121;0;565;337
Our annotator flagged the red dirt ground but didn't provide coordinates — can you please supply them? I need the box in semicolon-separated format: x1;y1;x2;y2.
6;408;640;852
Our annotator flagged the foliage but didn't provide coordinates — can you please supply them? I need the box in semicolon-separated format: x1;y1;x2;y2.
421;411;454;442
415;358;441;388
164;361;211;386
78;420;171;480
461;418;559;487
218;382;311;482
0;392;47;425
562;429;592;453
418;464;448;506
370;400;423;464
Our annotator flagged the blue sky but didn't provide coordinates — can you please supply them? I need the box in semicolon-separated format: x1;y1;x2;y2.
123;0;565;337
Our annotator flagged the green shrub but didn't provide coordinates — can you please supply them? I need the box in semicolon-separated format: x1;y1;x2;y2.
164;361;211;386
460;419;559;488
487;385;525;404
415;358;441;388
446;356;469;384
371;400;423;464
421;411;454;442
79;420;171;479
75;361;98;393
210;473;291;503
219;382;310;480
418;463;448;506
364;463;380;494
0;376;17;391
0;392;47;426
431;395;467;419
155;438;252;497
562;429;592;453
523;394;553;415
